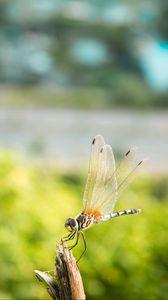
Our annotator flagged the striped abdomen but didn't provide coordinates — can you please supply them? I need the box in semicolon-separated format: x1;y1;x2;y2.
102;208;141;221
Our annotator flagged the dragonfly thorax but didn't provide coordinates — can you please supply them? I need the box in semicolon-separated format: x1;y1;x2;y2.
65;214;95;233
76;213;94;230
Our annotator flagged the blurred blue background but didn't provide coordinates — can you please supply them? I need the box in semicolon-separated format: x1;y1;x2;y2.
0;0;168;92
0;1;168;299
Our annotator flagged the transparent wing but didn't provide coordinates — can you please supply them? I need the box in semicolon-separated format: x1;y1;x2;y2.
88;144;118;213
83;135;146;216
82;134;106;212
92;148;146;214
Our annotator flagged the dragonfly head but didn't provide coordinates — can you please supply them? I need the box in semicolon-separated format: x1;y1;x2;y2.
65;218;78;232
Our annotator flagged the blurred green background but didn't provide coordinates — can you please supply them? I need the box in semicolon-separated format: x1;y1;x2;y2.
0;0;168;299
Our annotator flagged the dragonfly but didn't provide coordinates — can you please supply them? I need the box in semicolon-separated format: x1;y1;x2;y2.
64;134;146;262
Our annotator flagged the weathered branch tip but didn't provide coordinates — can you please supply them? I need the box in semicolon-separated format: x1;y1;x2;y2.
34;241;86;300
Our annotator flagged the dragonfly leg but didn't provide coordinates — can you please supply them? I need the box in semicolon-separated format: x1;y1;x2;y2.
76;231;87;263
69;232;80;250
63;232;72;240
62;231;76;242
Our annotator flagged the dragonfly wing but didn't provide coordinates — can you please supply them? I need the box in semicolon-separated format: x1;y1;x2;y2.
83;135;146;216
88;144;118;213
92;148;146;214
82;134;105;212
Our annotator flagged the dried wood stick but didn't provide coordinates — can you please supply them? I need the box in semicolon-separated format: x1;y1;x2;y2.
34;241;86;300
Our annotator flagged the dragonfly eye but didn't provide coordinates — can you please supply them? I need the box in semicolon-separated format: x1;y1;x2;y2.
65;218;77;232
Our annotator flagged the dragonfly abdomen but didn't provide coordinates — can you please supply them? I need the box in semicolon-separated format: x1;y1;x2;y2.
102;208;142;221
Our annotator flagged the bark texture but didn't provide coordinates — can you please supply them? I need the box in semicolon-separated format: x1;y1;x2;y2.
34;241;86;300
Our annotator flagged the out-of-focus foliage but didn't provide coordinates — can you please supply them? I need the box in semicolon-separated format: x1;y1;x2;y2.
0;85;167;109
0;150;168;300
0;0;167;107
